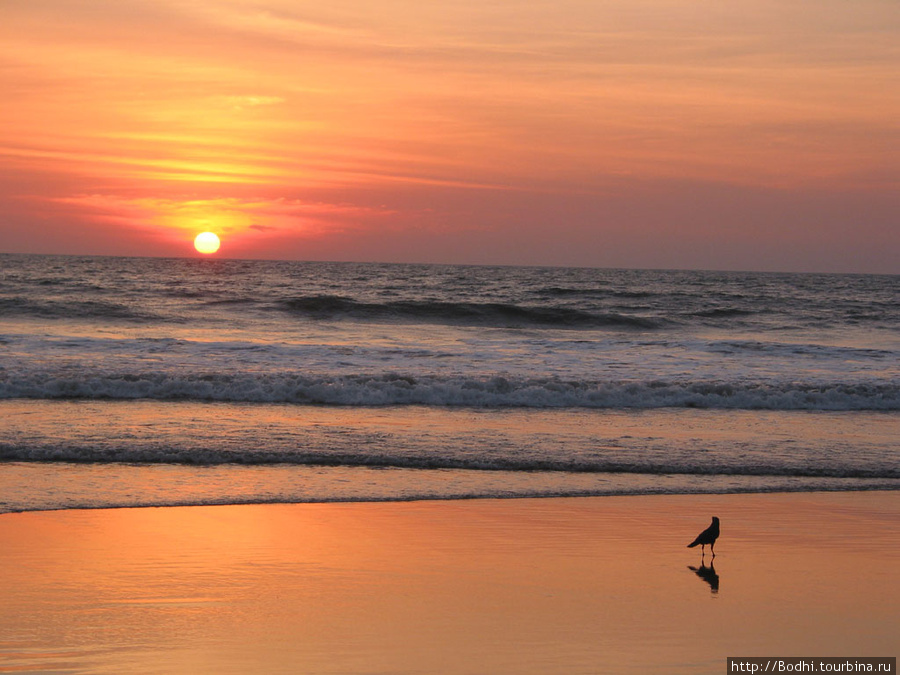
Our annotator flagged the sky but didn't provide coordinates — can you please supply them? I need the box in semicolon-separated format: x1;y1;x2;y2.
1;0;898;272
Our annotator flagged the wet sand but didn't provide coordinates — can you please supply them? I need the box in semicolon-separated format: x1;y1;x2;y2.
1;492;897;674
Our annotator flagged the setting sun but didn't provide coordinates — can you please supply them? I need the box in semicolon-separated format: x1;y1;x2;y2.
194;231;221;254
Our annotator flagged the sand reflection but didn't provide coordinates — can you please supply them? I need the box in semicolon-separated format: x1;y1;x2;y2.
0;493;897;674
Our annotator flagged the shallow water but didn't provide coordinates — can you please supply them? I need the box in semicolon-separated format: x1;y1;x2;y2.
1;494;897;674
1;401;896;512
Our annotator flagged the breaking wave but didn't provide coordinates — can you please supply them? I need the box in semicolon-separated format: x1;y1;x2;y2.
1;442;897;479
1;372;897;410
0;297;163;322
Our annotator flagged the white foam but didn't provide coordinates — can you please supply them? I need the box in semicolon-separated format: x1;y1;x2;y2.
1;368;897;410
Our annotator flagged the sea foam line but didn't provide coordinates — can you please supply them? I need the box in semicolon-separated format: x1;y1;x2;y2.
1;476;897;515
1;372;898;410
2;442;898;478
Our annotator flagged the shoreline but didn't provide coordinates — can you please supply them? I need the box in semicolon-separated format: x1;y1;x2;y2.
2;491;897;674
1;483;899;516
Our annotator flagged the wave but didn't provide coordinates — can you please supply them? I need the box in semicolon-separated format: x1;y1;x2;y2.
1;372;897;410
534;286;657;300
707;340;895;359
3;477;896;515
278;295;664;329
0;297;162;322
693;308;758;318
2;439;897;479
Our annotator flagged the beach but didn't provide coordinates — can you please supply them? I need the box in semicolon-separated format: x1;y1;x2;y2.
3;0;899;668
2;491;897;674
1;258;897;672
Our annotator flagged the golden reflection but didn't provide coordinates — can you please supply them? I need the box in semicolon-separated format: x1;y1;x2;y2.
0;493;897;673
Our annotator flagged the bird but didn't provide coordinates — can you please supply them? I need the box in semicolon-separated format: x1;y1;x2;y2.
687;516;720;557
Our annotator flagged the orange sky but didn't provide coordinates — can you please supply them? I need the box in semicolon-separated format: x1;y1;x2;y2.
1;0;897;271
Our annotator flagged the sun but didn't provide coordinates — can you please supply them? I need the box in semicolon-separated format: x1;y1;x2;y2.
194;231;221;254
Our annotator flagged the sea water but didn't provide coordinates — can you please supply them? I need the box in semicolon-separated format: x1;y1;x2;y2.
1;254;897;512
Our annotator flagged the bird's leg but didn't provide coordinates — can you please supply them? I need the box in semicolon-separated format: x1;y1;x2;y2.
710;542;716;558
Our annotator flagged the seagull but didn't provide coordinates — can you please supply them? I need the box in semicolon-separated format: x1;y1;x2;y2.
687;516;720;557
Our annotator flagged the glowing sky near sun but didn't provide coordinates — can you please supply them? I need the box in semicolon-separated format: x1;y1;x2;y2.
0;0;897;271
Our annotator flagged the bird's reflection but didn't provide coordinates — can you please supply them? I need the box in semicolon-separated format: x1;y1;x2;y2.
688;560;719;594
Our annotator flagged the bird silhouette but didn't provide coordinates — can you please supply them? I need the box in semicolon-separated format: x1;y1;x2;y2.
687;516;720;558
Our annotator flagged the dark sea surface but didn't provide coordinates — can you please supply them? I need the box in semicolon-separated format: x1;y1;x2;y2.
1;254;897;511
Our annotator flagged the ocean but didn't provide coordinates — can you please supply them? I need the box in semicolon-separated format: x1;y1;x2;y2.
1;254;897;512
